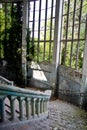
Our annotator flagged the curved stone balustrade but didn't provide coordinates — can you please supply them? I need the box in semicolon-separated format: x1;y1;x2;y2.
0;85;50;125
0;76;14;86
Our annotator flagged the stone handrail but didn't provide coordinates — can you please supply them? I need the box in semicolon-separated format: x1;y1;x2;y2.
0;85;50;124
0;76;14;86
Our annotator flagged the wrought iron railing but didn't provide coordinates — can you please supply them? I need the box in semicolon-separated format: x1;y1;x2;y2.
0;85;50;125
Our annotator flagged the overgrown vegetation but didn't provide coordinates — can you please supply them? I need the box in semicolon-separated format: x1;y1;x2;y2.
26;28;34;62
0;2;23;85
33;19;54;63
0;0;87;84
61;0;87;71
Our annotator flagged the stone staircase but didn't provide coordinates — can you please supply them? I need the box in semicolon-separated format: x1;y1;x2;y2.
0;75;14;86
0;76;51;130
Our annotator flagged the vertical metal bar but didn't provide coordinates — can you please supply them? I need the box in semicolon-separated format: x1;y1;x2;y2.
70;0;77;67
37;0;42;62
43;0;48;61
32;0;36;42
64;0;70;65
28;0;30;23
49;0;54;63
27;0;30;58
76;0;83;69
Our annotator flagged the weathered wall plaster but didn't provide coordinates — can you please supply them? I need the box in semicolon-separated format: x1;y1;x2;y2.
57;65;87;109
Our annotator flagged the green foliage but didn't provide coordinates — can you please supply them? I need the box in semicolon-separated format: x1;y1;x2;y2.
0;2;23;85
26;28;34;62
61;0;87;70
34;19;54;63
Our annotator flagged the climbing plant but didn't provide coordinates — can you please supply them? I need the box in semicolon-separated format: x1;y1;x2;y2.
26;28;34;62
1;2;23;85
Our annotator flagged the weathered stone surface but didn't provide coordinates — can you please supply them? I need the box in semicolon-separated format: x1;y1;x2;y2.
57;65;87;107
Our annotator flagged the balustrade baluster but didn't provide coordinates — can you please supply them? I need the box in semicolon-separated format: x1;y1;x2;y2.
40;98;44;114
37;98;41;116
0;97;6;122
43;99;46;113
0;85;50;124
43;99;47;113
32;98;37;117
18;97;25;120
45;99;49;114
9;96;16;121
26;97;31;119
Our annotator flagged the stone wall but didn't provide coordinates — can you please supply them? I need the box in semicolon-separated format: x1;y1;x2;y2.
57;65;87;108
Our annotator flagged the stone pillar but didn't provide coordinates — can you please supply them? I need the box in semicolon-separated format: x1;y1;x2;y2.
82;15;87;77
80;14;87;107
26;97;31;119
51;0;63;95
22;0;28;85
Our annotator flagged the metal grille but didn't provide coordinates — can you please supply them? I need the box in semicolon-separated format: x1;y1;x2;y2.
28;0;56;63
60;0;87;71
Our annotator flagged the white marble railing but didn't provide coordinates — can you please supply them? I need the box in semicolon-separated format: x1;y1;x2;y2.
0;75;14;86
0;85;50;123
